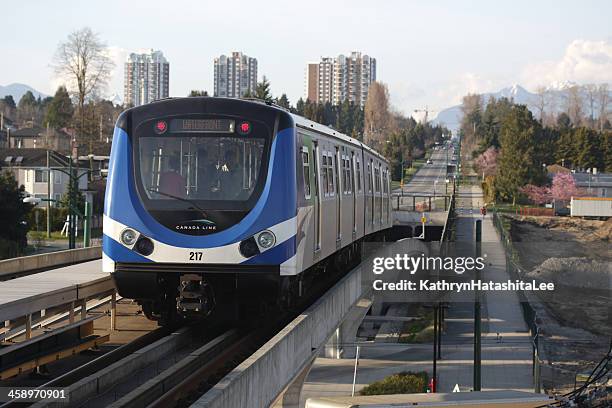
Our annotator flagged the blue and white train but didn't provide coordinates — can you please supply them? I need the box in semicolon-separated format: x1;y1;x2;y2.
103;97;392;323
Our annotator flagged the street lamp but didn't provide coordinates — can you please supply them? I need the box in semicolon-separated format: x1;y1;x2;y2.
445;178;450;195
23;196;92;248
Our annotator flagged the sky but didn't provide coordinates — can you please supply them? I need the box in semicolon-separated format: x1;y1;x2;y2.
2;0;612;117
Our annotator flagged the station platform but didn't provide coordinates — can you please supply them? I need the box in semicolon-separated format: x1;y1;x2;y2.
0;260;112;324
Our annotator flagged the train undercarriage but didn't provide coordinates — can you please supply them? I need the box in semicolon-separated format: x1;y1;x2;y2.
112;240;367;326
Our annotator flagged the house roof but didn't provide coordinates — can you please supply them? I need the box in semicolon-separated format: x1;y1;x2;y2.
546;164;571;174
0;148;71;168
572;172;612;188
9;126;72;139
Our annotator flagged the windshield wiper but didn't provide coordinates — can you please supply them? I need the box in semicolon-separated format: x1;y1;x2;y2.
147;188;209;219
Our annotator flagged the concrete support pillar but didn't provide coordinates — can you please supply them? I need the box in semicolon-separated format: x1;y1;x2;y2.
339;298;373;359
80;299;87;320
270;357;316;408
110;293;117;331
25;314;32;340
324;327;342;359
69;301;75;323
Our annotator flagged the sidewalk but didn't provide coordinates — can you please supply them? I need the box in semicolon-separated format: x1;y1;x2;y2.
438;183;534;392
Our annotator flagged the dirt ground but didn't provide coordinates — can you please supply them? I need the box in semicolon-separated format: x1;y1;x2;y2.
505;215;611;392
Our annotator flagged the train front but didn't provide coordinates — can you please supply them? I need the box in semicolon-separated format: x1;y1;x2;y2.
102;98;297;323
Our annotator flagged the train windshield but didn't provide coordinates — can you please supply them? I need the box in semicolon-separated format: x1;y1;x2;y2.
138;136;266;203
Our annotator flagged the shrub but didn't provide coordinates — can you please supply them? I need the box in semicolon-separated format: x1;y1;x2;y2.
360;371;429;395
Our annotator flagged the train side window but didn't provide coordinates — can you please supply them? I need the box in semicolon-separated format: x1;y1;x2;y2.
302;147;311;199
329;153;336;196
367;163;372;193
356;159;362;192
321;152;329;197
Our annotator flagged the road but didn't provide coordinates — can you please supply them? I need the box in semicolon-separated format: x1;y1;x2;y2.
394;146;455;197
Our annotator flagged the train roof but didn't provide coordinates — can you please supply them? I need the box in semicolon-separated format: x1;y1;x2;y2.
291;113;387;162
121;97;387;163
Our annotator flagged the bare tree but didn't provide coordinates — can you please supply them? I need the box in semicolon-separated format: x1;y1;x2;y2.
565;85;583;127
533;85;547;123
53;27;114;150
584;84;598;128
364;82;394;149
597;83;610;132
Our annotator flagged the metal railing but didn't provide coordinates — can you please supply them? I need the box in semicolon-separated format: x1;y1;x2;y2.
492;210;542;393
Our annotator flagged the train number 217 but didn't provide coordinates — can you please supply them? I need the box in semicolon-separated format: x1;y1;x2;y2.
189;252;203;261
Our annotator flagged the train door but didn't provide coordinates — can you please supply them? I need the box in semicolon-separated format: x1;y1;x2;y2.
351;152;356;235
335;146;341;243
313;142;321;251
370;159;374;226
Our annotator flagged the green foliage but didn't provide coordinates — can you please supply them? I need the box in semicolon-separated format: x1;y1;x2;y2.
188;90;208;97
360;371;429;395
3;95;16;109
574;127;603;170
26;206;69;232
254;76;273;102
60;178;86;216
45;86;74;129
18;91;37;109
494;105;546;203
0;171;32;258
276;93;290;109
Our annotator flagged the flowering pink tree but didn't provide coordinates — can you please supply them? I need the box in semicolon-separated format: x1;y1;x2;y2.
550;172;583;201
520;184;551;205
474;147;498;179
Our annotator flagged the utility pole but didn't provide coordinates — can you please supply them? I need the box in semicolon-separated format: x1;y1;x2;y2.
474;219;482;391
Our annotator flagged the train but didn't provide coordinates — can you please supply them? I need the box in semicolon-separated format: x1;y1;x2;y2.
103;97;392;324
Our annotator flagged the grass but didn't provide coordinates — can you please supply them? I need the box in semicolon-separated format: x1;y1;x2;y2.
27;228;103;241
360;371;429;395
398;311;435;343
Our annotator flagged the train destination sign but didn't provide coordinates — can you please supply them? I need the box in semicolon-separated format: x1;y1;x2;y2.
169;118;236;133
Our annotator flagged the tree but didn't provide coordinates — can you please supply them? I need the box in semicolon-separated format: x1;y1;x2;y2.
565;85;583;127
276;93;290;109
17;91;38;123
53;27;114;149
474;147;498;179
0;171;32;258
597;83;610;132
45;86;74;129
494;105;545;203
364;81;393;148
574;127;603;170
188;90;208;97
556;112;572;130
520;184;551;205
3;95;16;109
254;76;273;103
295;98;305;115
550;172;582;201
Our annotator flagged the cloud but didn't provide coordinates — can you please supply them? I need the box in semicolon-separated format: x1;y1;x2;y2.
521;39;612;89
434;73;504;107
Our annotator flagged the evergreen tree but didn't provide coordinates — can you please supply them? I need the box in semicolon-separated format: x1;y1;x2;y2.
494;105;545;203
602;132;612;172
555;130;576;167
254;76;273;102
574;127;603;170
0;171;32;258
3;95;16;109
188;90;208;96
276;94;290;109
295;98;305;116
556;112;572;131
45;86;74;129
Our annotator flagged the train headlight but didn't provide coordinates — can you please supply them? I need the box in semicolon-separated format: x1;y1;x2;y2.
257;231;276;249
121;228;138;246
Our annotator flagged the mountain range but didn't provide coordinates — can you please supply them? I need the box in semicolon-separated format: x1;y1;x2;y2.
0;83;48;102
431;83;611;133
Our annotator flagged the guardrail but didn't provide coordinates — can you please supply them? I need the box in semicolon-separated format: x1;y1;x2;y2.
392;194;452;212
0;246;102;280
